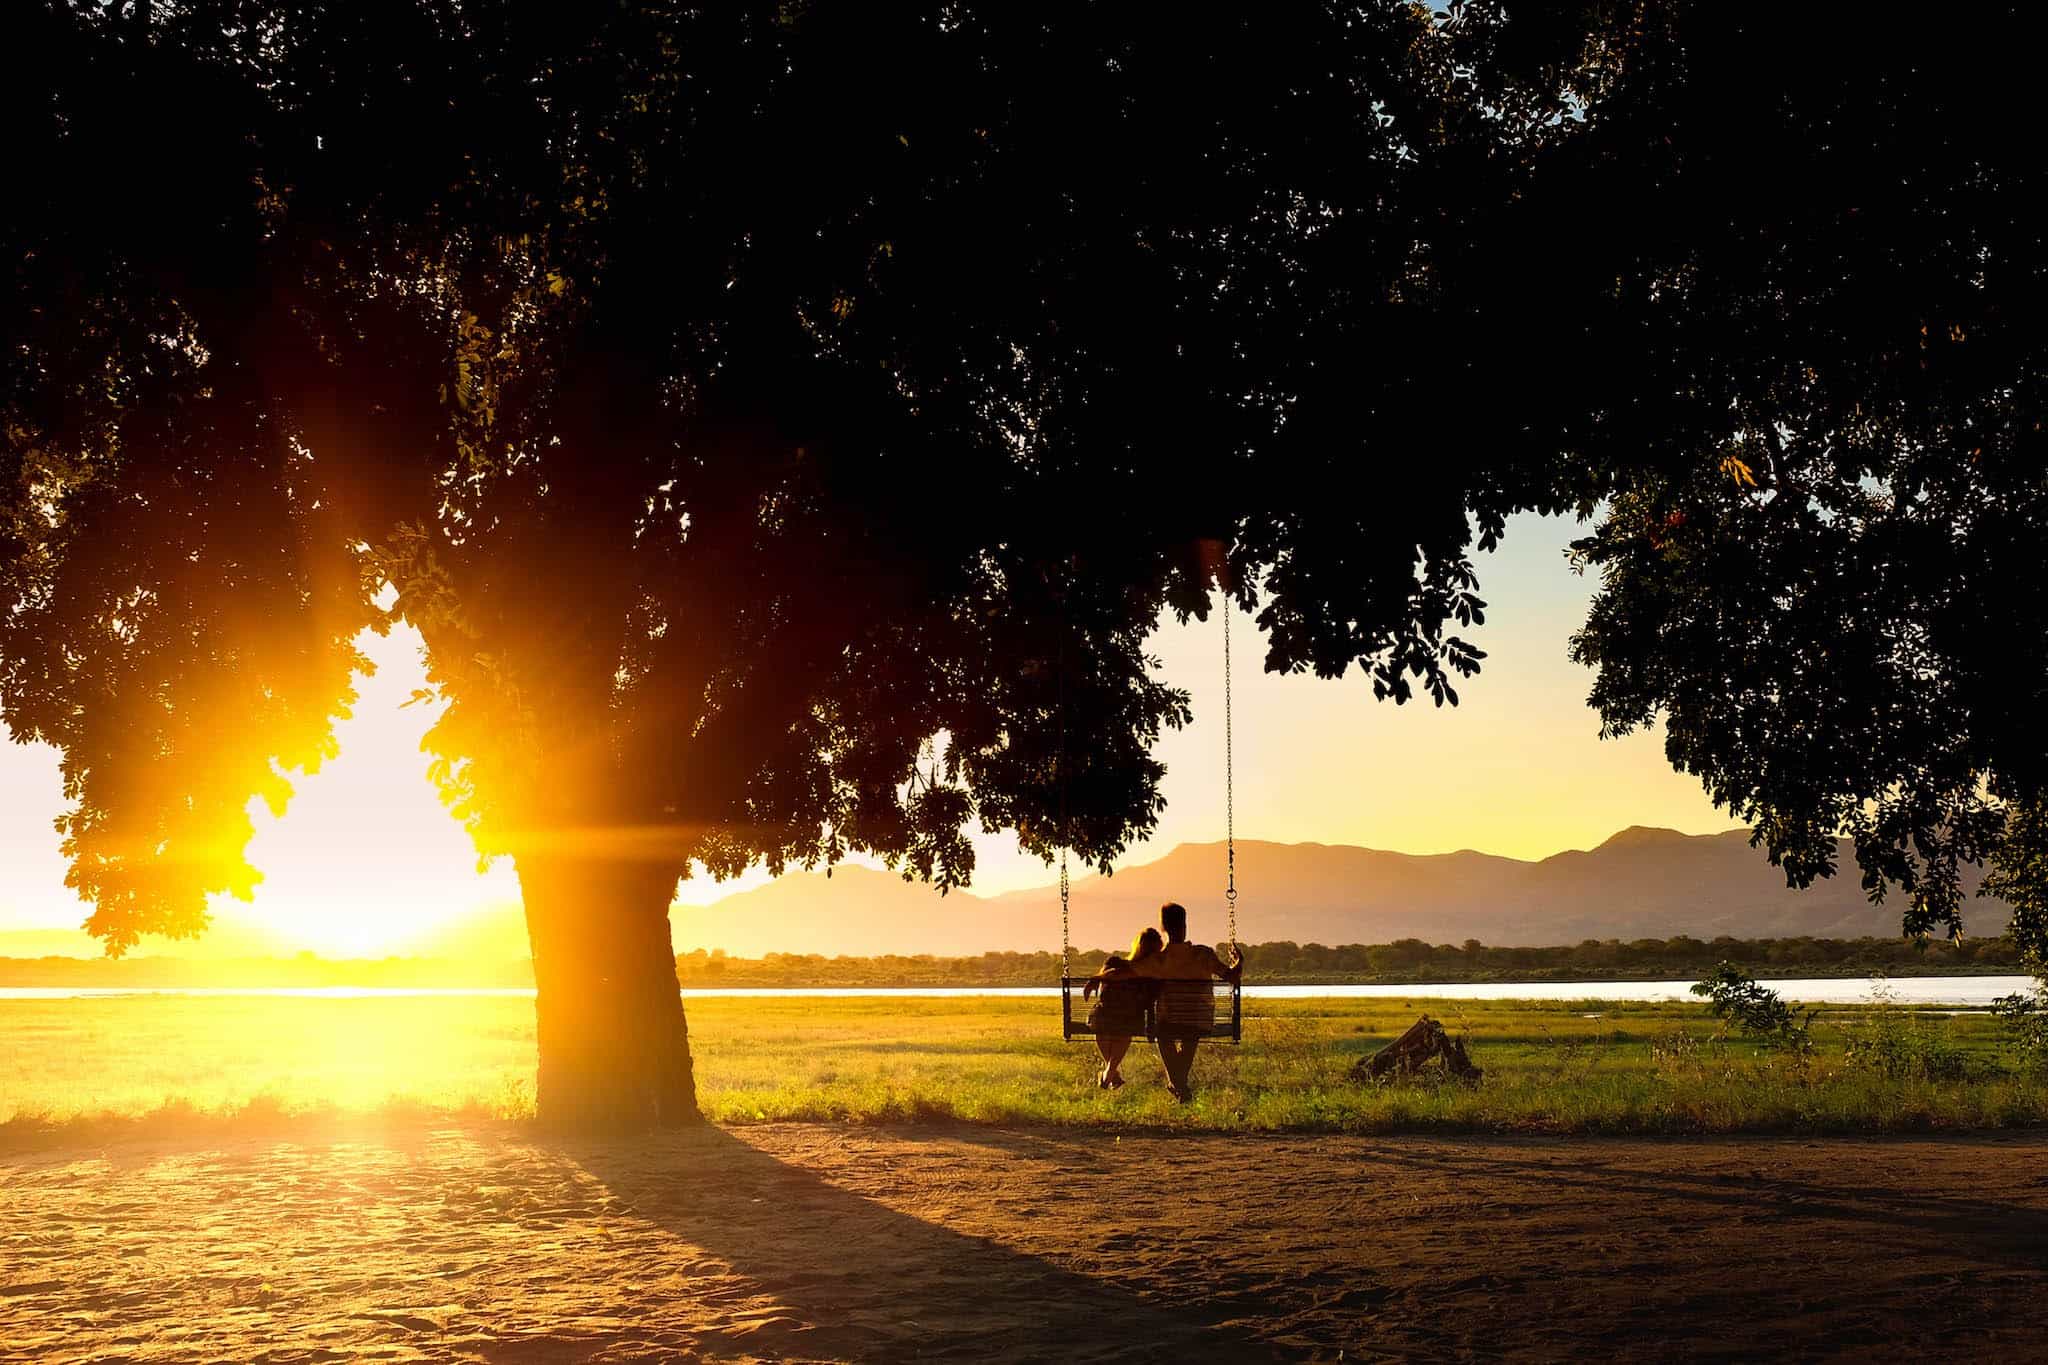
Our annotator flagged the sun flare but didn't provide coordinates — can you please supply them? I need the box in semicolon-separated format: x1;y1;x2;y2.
222;625;521;958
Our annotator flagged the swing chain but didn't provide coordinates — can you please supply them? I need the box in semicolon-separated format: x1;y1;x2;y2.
1056;598;1072;982
1059;846;1072;980
1224;585;1237;954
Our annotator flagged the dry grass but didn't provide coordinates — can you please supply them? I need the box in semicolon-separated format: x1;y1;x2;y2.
3;991;2044;1146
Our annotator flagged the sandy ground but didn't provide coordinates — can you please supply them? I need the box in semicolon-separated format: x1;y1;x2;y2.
4;1124;2047;1363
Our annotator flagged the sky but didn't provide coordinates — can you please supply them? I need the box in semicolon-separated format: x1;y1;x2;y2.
0;510;1735;951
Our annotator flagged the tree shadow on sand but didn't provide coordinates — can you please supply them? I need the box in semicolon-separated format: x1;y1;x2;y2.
551;1125;1285;1363
1359;1138;2048;1272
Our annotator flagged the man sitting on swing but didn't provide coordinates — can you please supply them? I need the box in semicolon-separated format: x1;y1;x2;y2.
1117;901;1244;1102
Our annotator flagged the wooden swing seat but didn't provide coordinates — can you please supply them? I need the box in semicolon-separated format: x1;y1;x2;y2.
1060;976;1243;1044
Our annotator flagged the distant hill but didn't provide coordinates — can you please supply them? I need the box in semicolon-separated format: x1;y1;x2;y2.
5;827;2009;962
670;826;2012;957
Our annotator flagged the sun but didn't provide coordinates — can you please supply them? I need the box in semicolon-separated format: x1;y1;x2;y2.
223;624;521;958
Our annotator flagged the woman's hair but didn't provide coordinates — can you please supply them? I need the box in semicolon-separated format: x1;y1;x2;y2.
1130;927;1164;961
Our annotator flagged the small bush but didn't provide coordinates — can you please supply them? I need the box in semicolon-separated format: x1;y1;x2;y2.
1691;962;1815;1050
1843;980;1974;1082
1991;984;2048;1072
1649;1027;1739;1085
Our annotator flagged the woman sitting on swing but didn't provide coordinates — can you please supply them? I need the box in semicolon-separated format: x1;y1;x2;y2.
1082;928;1162;1088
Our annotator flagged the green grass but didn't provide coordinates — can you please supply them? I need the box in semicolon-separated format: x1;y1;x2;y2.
3;992;2046;1143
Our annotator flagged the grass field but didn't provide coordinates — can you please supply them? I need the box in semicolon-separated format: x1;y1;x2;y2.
3;990;2046;1143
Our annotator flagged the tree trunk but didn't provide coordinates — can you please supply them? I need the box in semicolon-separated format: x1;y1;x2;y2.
517;853;698;1128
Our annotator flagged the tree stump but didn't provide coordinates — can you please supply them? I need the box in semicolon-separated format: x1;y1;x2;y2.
1350;1015;1482;1084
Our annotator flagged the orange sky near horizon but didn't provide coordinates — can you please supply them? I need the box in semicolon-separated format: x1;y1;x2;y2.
0;512;1735;954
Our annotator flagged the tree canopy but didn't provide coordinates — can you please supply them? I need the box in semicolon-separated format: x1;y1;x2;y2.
8;1;2048;1117
1545;9;2048;956
4;1;1598;953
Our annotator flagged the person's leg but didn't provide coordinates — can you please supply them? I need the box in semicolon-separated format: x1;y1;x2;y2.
1158;1034;1197;1100
1094;1036;1116;1087
1162;1039;1190;1098
1169;1037;1201;1100
1103;1035;1131;1085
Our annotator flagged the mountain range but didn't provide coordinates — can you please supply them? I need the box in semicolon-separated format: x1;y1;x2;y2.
2;826;2009;961
665;827;2010;957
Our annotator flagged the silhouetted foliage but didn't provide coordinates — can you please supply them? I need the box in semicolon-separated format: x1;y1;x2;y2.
9;2;2048;1121
1990;985;2048;1073
1690;962;1812;1051
1984;801;2048;970
1553;8;2048;954
2;2;1598;1120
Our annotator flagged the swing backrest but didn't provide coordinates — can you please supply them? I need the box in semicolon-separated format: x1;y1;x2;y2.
1061;976;1242;1043
1155;978;1218;1033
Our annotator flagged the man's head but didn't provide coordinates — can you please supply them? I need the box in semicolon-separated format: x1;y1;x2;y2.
1160;902;1189;943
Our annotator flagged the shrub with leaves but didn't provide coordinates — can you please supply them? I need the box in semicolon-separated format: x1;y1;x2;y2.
1991;985;2048;1073
1842;979;1974;1082
1691;962;1814;1049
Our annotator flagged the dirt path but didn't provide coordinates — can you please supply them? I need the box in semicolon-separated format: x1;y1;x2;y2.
5;1123;2046;1362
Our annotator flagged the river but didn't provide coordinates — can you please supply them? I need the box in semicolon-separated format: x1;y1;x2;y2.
0;975;2034;1006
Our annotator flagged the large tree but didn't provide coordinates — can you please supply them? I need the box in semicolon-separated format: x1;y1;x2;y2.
1537;7;2048;961
18;2;2047;1130
3;2;1594;1123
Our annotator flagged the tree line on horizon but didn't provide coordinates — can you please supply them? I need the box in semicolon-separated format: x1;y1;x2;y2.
0;935;2023;990
671;937;2029;987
